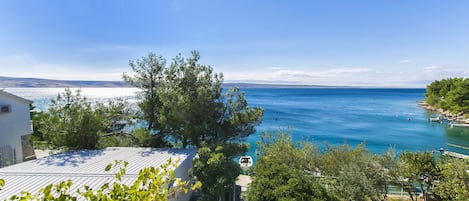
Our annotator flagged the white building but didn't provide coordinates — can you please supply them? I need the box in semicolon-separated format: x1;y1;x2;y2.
0;90;33;167
0;147;196;200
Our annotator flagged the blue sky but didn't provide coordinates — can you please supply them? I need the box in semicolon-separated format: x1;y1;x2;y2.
0;0;468;87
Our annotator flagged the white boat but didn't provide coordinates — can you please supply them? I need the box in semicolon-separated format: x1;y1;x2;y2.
429;116;443;123
239;156;253;169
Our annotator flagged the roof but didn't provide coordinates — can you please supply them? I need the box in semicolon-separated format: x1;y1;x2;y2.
0;147;196;199
0;90;33;104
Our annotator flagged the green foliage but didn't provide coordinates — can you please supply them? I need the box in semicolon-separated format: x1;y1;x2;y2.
124;51;263;198
425;78;469;113
247;131;338;201
191;143;247;201
36;89;134;150
3;160;200;201
433;157;469;201
398;151;438;201
8;180;77;201
132;127;152;147
124;51;264;148
123;53;166;137
39;88;102;149
320;144;398;201
30;110;47;142
95;99;135;134
97;133;138;148
247;131;409;201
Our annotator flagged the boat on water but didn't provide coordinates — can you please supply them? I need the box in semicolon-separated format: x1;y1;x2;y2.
239;156;253;169
428;115;444;123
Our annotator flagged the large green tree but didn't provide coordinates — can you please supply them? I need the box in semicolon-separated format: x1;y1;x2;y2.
398;151;438;201
247;131;338;201
123;53;167;145
425;77;469;114
124;51;263;148
191;143;247;201
38;89;134;149
40;89;102;149
157;51;264;148
319;144;397;201
124;51;264;199
433;157;469;201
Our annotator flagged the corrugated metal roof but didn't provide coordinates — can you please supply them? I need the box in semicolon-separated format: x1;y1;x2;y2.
0;147;196;199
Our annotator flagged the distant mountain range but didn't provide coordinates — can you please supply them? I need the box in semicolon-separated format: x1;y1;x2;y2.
0;76;332;88
0;76;129;88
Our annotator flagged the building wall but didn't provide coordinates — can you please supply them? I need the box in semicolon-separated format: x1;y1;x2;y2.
0;93;32;165
171;153;196;201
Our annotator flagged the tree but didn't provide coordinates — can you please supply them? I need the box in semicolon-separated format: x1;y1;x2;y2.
124;51;264;198
40;89;102;149
433;157;469;201
30;109;47;142
246;131;338;201
158;51;264;148
191;143;247;201
37;89;135;150
123;53;166;145
124;51;264;149
95;99;134;134
398;151;438;201
425;77;469;114
319;143;397;201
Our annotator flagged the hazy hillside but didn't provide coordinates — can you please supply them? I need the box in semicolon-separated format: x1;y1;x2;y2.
0;76;334;88
0;76;129;88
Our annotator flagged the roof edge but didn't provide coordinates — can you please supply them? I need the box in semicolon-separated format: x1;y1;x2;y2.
0;90;33;104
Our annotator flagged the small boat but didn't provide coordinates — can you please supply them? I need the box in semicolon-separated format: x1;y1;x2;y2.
428;116;443;123
239;156;253;169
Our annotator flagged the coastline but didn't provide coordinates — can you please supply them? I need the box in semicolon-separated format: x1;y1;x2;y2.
418;101;469;124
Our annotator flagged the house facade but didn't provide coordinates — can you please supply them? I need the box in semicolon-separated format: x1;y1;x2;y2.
0;90;33;167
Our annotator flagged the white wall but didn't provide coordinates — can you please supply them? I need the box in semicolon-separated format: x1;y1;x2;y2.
171;153;195;201
0;93;32;165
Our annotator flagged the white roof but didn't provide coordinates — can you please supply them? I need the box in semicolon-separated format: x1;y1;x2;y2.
0;90;33;104
0;147;195;199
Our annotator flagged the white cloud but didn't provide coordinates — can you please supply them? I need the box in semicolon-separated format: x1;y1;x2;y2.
399;60;411;63
224;66;469;87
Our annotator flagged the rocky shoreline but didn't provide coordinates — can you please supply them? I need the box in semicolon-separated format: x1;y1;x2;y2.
418;101;469;124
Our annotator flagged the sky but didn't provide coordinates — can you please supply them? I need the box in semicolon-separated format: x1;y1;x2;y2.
0;0;468;87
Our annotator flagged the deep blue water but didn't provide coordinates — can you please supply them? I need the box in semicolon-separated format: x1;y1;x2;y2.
5;88;469;157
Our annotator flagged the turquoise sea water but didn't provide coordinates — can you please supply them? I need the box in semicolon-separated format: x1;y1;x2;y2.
242;88;469;157
6;87;469;157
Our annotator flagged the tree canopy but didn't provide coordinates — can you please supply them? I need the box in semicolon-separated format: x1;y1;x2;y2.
123;51;264;199
36;89;134;150
246;131;458;201
247;131;338;201
425;78;469;114
123;51;264;149
433;156;469;201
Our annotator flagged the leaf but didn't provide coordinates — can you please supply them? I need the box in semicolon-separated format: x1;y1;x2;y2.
105;163;113;172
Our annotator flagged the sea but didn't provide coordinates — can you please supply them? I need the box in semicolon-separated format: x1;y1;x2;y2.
5;87;469;158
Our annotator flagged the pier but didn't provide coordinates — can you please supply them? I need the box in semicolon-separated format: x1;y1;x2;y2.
450;123;469;128
442;150;469;160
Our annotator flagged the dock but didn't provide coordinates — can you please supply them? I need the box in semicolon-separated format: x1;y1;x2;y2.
442;151;469;160
450;123;469;128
